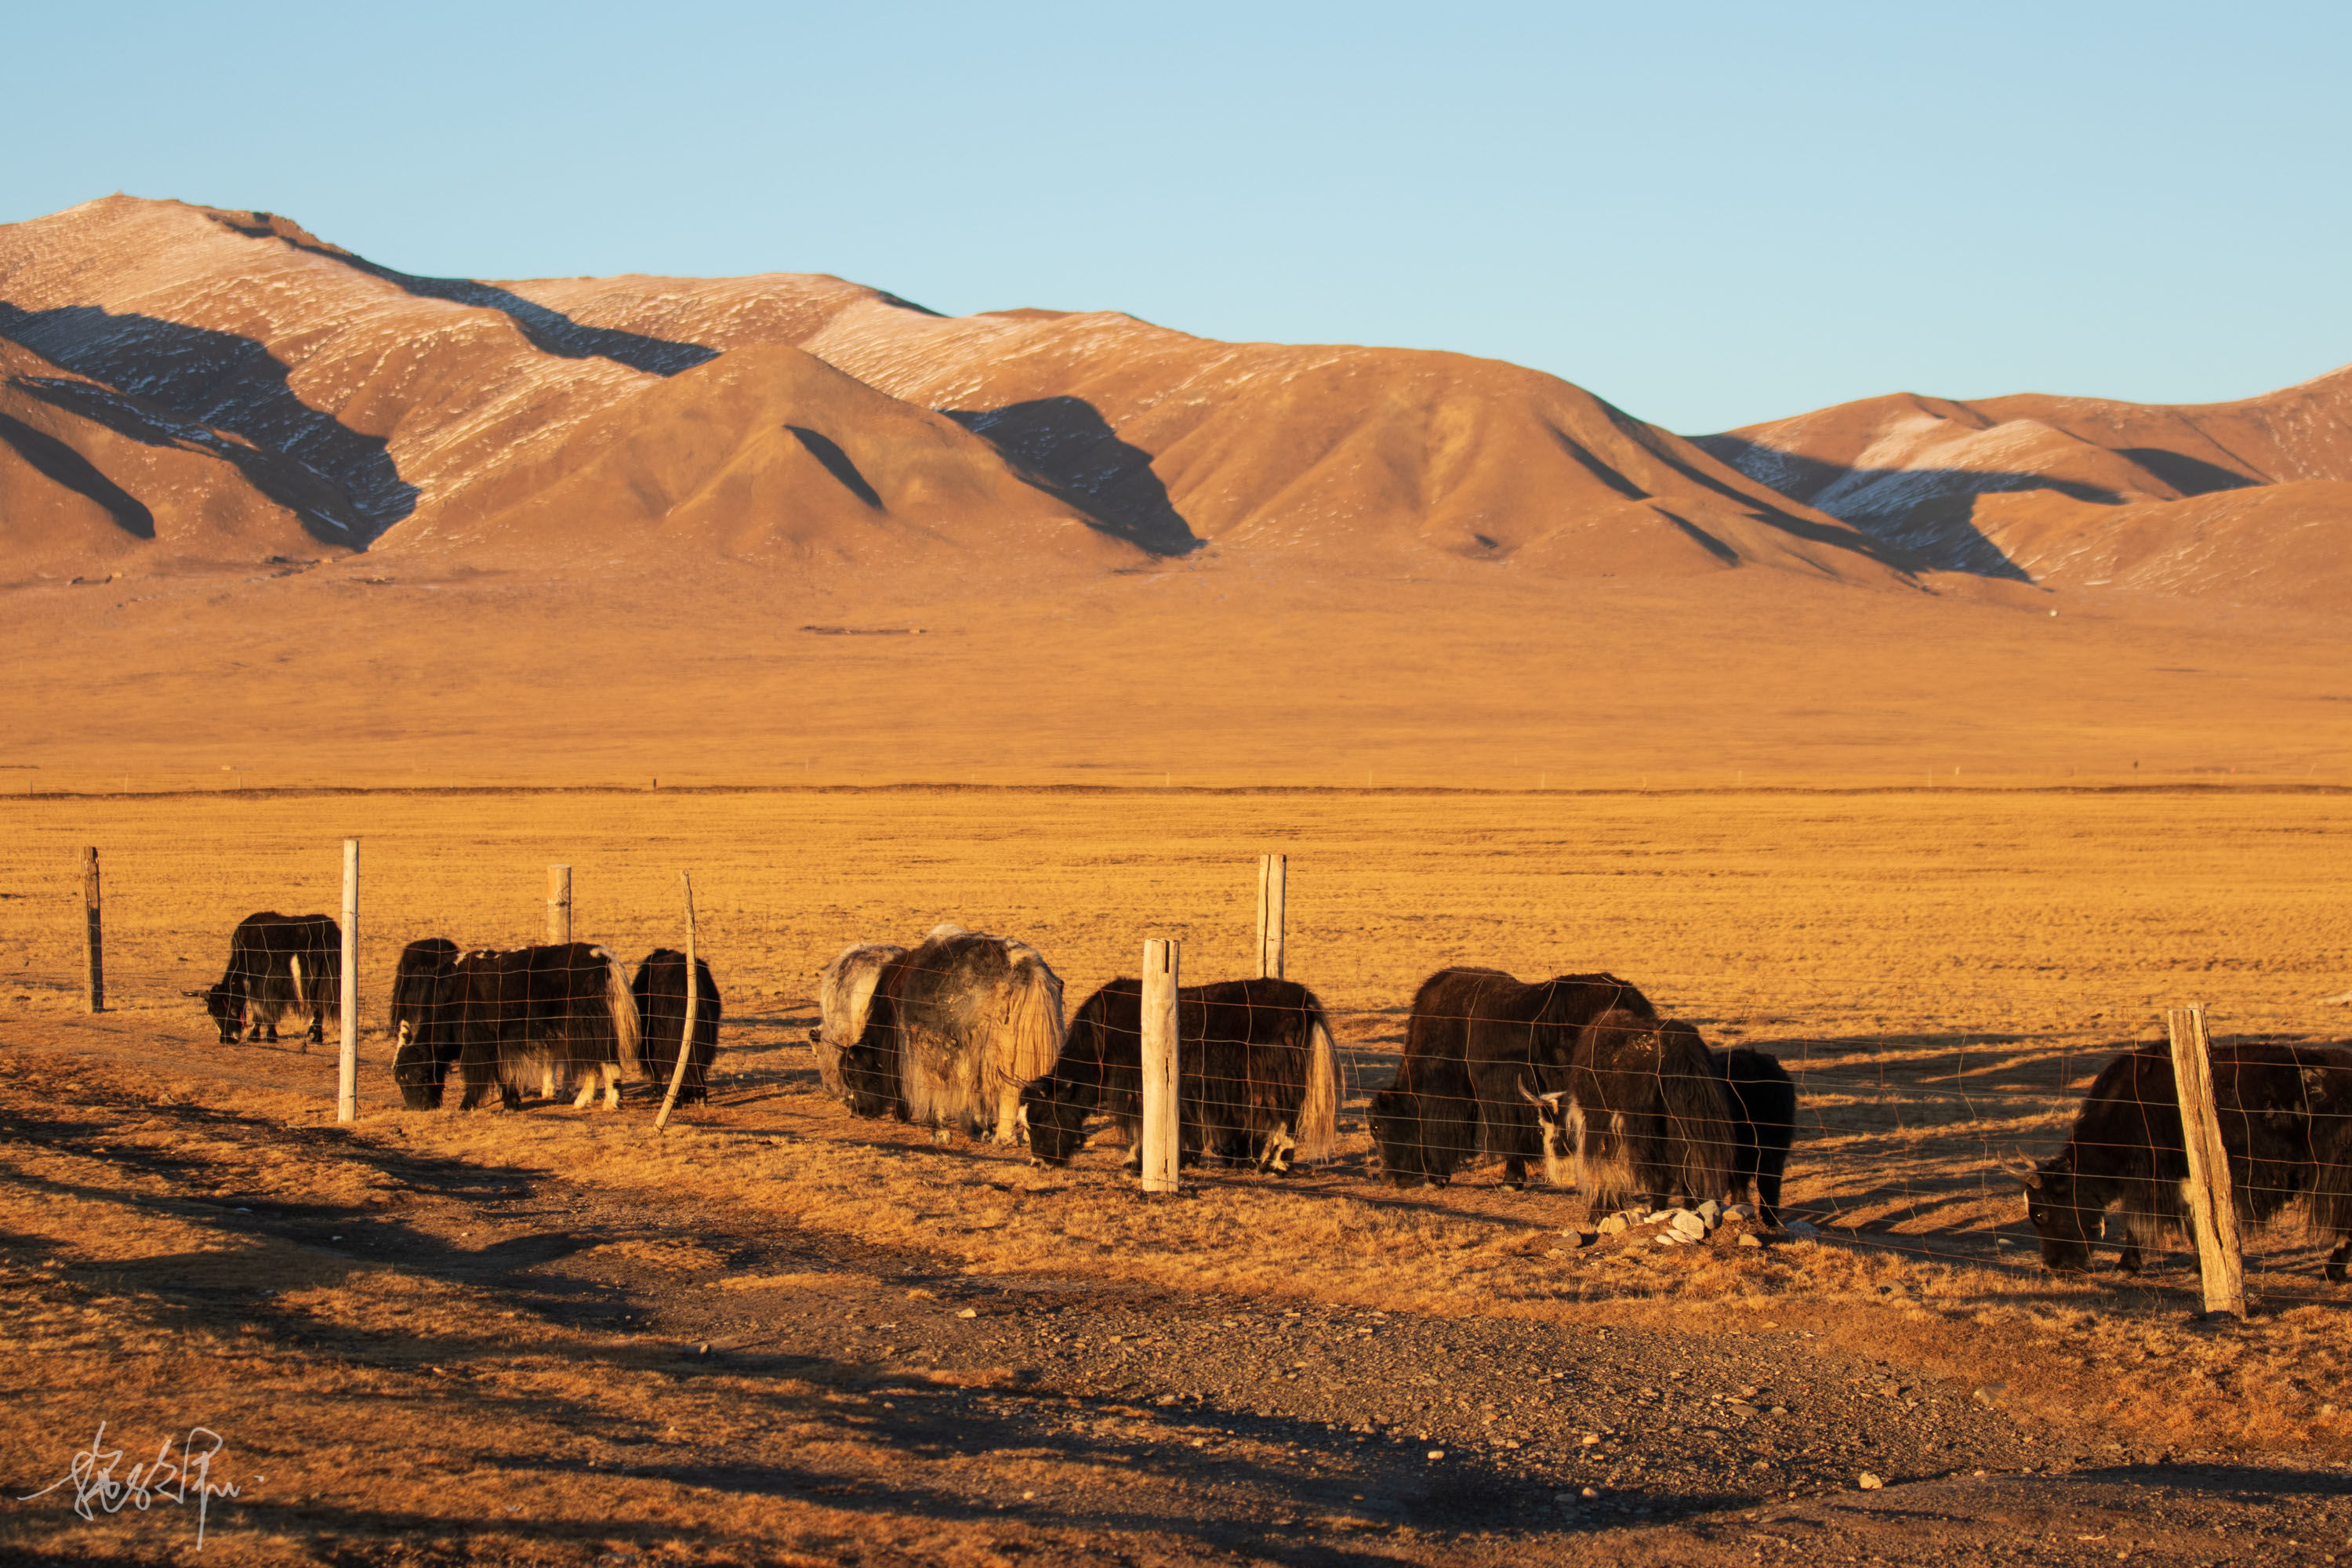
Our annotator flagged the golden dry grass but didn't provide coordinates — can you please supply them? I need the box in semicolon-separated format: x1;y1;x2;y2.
2;785;2350;1563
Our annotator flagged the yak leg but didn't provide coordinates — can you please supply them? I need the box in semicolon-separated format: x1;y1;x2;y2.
572;1066;598;1110
2325;1239;2347;1286
1261;1129;1298;1175
2114;1244;2143;1276
1500;1156;1529;1190
602;1063;621;1111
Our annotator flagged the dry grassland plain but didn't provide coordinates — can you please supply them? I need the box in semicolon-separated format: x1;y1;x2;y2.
3;786;2350;1565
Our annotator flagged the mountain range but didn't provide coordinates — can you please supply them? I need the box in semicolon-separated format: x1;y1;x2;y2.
10;194;2339;609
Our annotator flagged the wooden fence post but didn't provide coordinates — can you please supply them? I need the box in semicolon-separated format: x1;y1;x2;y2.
655;872;700;1131
82;848;104;1013
1140;938;1181;1194
339;838;359;1124
2165;1004;2245;1318
546;864;572;946
1256;854;1287;980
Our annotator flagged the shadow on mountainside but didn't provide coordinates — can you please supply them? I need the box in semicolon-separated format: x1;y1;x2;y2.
1692;433;2050;581
12;374;370;546
943;397;1203;556
0;408;155;538
0;302;414;537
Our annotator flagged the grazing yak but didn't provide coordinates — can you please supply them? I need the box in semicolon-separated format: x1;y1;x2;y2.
1713;1045;1798;1228
1018;976;1340;1174
1370;967;1656;1188
837;926;1064;1142
633;948;721;1107
809;942;907;1102
389;936;460;1109
2017;1041;2352;1283
390;942;641;1112
203;912;342;1047
1519;1012;1739;1216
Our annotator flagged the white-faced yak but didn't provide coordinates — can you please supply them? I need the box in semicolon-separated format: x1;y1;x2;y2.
1370;967;1656;1189
1522;1011;1739;1215
2018;1041;2352;1283
1017;975;1340;1174
810;942;908;1103
203;912;343;1047
633;948;721;1108
837;926;1064;1142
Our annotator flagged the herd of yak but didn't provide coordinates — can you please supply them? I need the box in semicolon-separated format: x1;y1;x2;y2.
198;913;2352;1283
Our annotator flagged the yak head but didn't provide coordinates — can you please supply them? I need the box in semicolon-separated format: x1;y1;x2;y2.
1368;1088;1436;1189
2008;1154;2095;1272
1016;1075;1091;1168
837;1040;898;1120
390;1016;448;1110
1517;1076;1577;1188
202;980;245;1044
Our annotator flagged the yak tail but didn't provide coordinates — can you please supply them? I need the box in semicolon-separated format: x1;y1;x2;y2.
1294;1016;1340;1162
1658;1029;1737;1203
601;947;643;1073
289;953;306;1010
993;949;1066;1139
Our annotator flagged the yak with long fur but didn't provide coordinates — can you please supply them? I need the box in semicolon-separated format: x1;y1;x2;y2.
837;926;1064;1142
2018;1041;2352;1283
1523;1012;1737;1214
1714;1046;1796;1226
633;948;721;1108
1018;976;1340;1174
395;942;641;1112
389;936;459;1109
809;942;906;1103
203;912;342;1047
1370;967;1656;1188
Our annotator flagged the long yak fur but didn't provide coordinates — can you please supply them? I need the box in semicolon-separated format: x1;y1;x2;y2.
1546;1011;1737;1214
844;929;1065;1142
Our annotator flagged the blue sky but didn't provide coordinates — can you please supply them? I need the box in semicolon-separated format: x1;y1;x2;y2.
6;2;2347;431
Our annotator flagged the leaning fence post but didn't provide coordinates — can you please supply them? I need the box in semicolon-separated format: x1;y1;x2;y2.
546;864;572;946
655;871;700;1131
1141;938;1181;1194
1256;854;1287;980
81;848;104;1013
2165;1004;2245;1318
338;838;360;1124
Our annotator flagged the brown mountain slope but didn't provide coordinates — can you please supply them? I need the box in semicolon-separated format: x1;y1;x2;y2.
379;343;1131;580
0;337;358;580
507;273;1914;583
2;195;1914;587
1694;368;2352;602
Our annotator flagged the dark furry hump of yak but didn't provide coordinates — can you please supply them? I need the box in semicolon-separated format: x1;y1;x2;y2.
633;948;721;1107
2021;1041;2352;1283
1372;967;1655;1189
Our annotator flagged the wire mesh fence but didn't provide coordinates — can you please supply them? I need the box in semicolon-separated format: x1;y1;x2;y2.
3;793;2346;1318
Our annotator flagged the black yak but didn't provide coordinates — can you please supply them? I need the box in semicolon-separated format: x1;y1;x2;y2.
1371;967;1655;1188
809;942;906;1103
633;948;721;1108
1018;975;1339;1174
389;936;459;1109
202;912;341;1047
395;942;641;1112
1715;1046;1797;1227
838;926;1064;1142
1524;1012;1737;1214
2017;1041;2352;1283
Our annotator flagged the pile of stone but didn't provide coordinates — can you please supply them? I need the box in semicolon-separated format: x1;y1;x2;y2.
1562;1200;1771;1257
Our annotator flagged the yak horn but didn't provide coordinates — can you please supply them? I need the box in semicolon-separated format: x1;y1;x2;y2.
1516;1075;1563;1108
1997;1158;2042;1189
